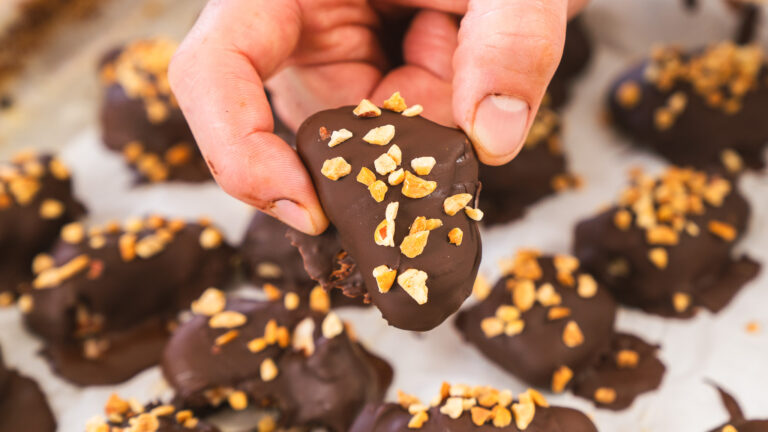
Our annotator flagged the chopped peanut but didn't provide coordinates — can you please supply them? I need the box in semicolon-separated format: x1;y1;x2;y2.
373;265;397;293
369;180;388;202
356;167;376;187
363;125;396;145
374;153;398;175
398;269;429;305
383;92;407;112
388;168;405;185
402;171;436;198
464;207;484;221
353;99;381;117
321;157;352;181
327;128;353;147
443;194;473;216
562;320;584;347
411;157;436;176
400;230;430;258
448;228;463;246
402;104;424;117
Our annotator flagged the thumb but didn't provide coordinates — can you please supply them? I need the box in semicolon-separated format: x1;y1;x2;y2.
453;0;568;165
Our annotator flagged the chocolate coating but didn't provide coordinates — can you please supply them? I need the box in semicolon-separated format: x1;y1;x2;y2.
479;108;571;225
162;297;391;431
99;39;211;184
548;15;593;109
0;349;56;432
574;168;760;317
607;42;768;171
296;104;482;331
709;386;768;432
0;152;85;301
23;217;235;385
457;253;664;409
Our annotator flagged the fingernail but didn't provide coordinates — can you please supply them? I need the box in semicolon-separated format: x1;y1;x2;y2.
271;200;317;234
471;95;530;159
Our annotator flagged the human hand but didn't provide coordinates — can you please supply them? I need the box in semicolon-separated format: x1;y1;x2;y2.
170;0;590;235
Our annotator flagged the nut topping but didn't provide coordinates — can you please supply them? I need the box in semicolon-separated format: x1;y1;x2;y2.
383;91;407;112
363;125;395;146
411;157;436;176
373;265;397;293
353;99;381;117
327;128;353;147
397;269;429;305
321;157;352;180
443;193;473;216
401;171;436;198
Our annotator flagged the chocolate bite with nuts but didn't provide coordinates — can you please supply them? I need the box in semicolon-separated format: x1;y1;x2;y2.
457;251;664;410
22;216;235;386
0;347;56;432
162;290;391;432
295;95;482;331
350;383;597;431
708;385;768;432
608;42;768;172
479;108;578;225
574;167;759;318
99;38;210;184
0;151;85;305
86;395;219;432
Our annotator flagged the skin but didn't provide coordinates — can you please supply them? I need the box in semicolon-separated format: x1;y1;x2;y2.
170;0;590;234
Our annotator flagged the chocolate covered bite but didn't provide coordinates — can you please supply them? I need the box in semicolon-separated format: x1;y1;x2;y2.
21;216;235;386
162;290;391;432
548;15;593;109
0;151;85;305
479;108;578;225
86;395;219;432
608;42;768;172
350;383;597;431
574;167;759;317
457;251;664;410
296;95;482;331
0;347;56;432
709;385;768;432
99;38;210;184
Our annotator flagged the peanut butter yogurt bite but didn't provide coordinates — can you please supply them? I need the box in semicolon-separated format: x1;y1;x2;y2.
295;94;482;331
350;382;598;431
85;395;219;432
608;42;768;172
574;166;759;317
162;289;391;432
0;151;85;305
21;216;235;386
457;251;665;410
99;38;211;184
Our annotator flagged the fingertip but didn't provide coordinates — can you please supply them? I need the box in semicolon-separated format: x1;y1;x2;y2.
468;94;530;165
268;199;329;235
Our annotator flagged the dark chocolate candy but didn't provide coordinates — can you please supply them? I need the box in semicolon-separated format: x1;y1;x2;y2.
0;151;85;304
709;385;768;432
608;42;768;171
22;216;235;386
574;167;760;318
479;108;574;225
162;293;391;432
457;251;664;410
296;99;482;331
99;38;211;184
350;384;597;431
0;348;56;432
548;15;593;109
86;396;219;432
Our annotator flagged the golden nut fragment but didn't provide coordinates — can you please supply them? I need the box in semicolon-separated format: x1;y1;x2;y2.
400;230;430;258
576;274;598;298
191;288;226;316
322;312;344;339
327;128;353;147
356;167;376;187
648;247;669;269
39;199;64;219
284;292;300;310
616;349;640;368
363;124;396;145
613;209;632;230
408;411;429;428
673;292;691;313
321;157;352;181
443;193;473;216
374;202;399;247
388;168;405;185
369;180;388;202
372;265;397;293
410;157;436;176
383;91;407;112
402;171;436;198
464;207;484;221
397;268;429;305
594;387;617;404
448;227;463;246
473;275;492;300
616;81;642;108
209;310;247;329
547;307;571;320
512;279;536;312
721;148;743;173
562;320;584;348
551;365;573;393
646;225;679;245
471;406;493;426
228;391;248;411
387;144;403;165
62;222;85;244
409;216;442;234
402;104;424;117
708;220;737;242
374;153;398;175
481;317;504;338
200;227;223;249
292;317;316;356
353;99;381;117
309;285;331;313
260;358;278;381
